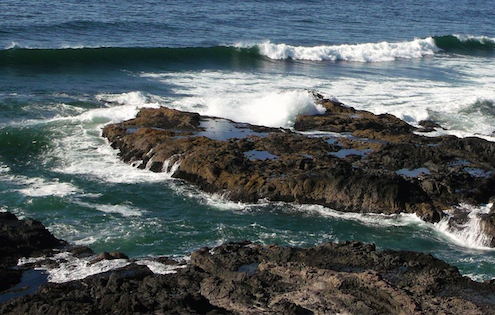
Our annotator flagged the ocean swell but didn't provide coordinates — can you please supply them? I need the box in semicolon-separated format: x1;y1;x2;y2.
0;46;264;71
2;34;494;71
434;34;495;56
252;35;495;61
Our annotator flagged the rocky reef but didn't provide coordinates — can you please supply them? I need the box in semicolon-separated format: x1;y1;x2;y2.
102;93;495;245
1;212;495;314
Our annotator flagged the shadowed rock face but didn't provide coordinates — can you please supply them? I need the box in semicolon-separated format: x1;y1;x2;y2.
102;93;495;242
2;237;495;315
0;212;67;292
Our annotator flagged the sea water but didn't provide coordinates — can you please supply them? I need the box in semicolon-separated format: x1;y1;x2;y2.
1;0;495;282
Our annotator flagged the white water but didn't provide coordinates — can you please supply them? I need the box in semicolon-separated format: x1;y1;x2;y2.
42;92;176;184
72;200;144;217
297;204;425;227
18;178;80;197
17;251;187;283
140;59;495;138
252;37;439;62
141;71;329;128
136;260;187;275
434;204;494;250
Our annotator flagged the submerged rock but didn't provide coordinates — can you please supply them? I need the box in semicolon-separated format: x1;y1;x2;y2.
102;93;495;242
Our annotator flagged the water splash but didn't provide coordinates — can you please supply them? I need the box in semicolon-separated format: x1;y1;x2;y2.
434;204;493;250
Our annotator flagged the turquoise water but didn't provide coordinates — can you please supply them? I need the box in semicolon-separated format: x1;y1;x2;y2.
1;0;495;282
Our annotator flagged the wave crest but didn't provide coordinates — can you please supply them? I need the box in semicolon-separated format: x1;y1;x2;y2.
254;38;439;62
2;34;493;71
434;34;495;56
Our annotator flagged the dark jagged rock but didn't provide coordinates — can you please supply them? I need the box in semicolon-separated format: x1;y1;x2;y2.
90;251;130;264
2;240;495;314
102;102;441;223
417;119;445;132
294;98;415;140
102;93;495;241
0;214;494;314
0;212;67;292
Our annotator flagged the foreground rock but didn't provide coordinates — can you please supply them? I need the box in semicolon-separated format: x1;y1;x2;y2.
2;238;495;314
0;212;67;292
1;213;495;314
102;92;495;243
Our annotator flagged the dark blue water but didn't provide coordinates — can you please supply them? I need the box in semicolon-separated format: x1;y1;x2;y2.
1;0;494;48
1;0;495;282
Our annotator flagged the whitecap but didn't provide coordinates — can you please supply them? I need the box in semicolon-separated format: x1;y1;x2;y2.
248;38;439;62
453;34;495;44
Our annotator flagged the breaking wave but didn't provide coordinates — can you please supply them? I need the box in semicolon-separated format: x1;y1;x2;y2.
2;34;494;71
253;37;439;62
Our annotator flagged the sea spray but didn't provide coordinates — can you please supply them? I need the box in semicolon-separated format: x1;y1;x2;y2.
143;70;329;129
434;204;493;249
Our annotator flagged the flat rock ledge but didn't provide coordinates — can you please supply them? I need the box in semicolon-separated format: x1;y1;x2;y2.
102;92;495;245
1;212;495;315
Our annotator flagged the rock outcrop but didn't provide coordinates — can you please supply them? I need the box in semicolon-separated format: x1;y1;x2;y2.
1;213;495;314
102;93;495;243
2;234;495;315
0;212;67;292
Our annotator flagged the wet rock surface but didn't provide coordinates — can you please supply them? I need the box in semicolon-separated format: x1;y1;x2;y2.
102;93;495;242
1;230;495;315
0;212;67;292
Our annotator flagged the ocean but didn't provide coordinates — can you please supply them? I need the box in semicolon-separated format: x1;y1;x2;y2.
1;0;495;282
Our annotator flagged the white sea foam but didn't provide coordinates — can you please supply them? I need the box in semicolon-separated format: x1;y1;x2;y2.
143;62;495;139
17;252;130;283
250;38;439;62
0;162;10;173
434;204;494;250
199;88;325;128
18;252;187;283
73;236;99;246
220;90;325;128
45;92;176;184
161;155;181;176
4;42;24;50
50;91;162;124
18;178;80;197
297;204;424;227
142;71;328;129
136;260;187;274
185;190;425;228
46;215;165;248
72;200;144;217
327;67;495;137
0;170;80;198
